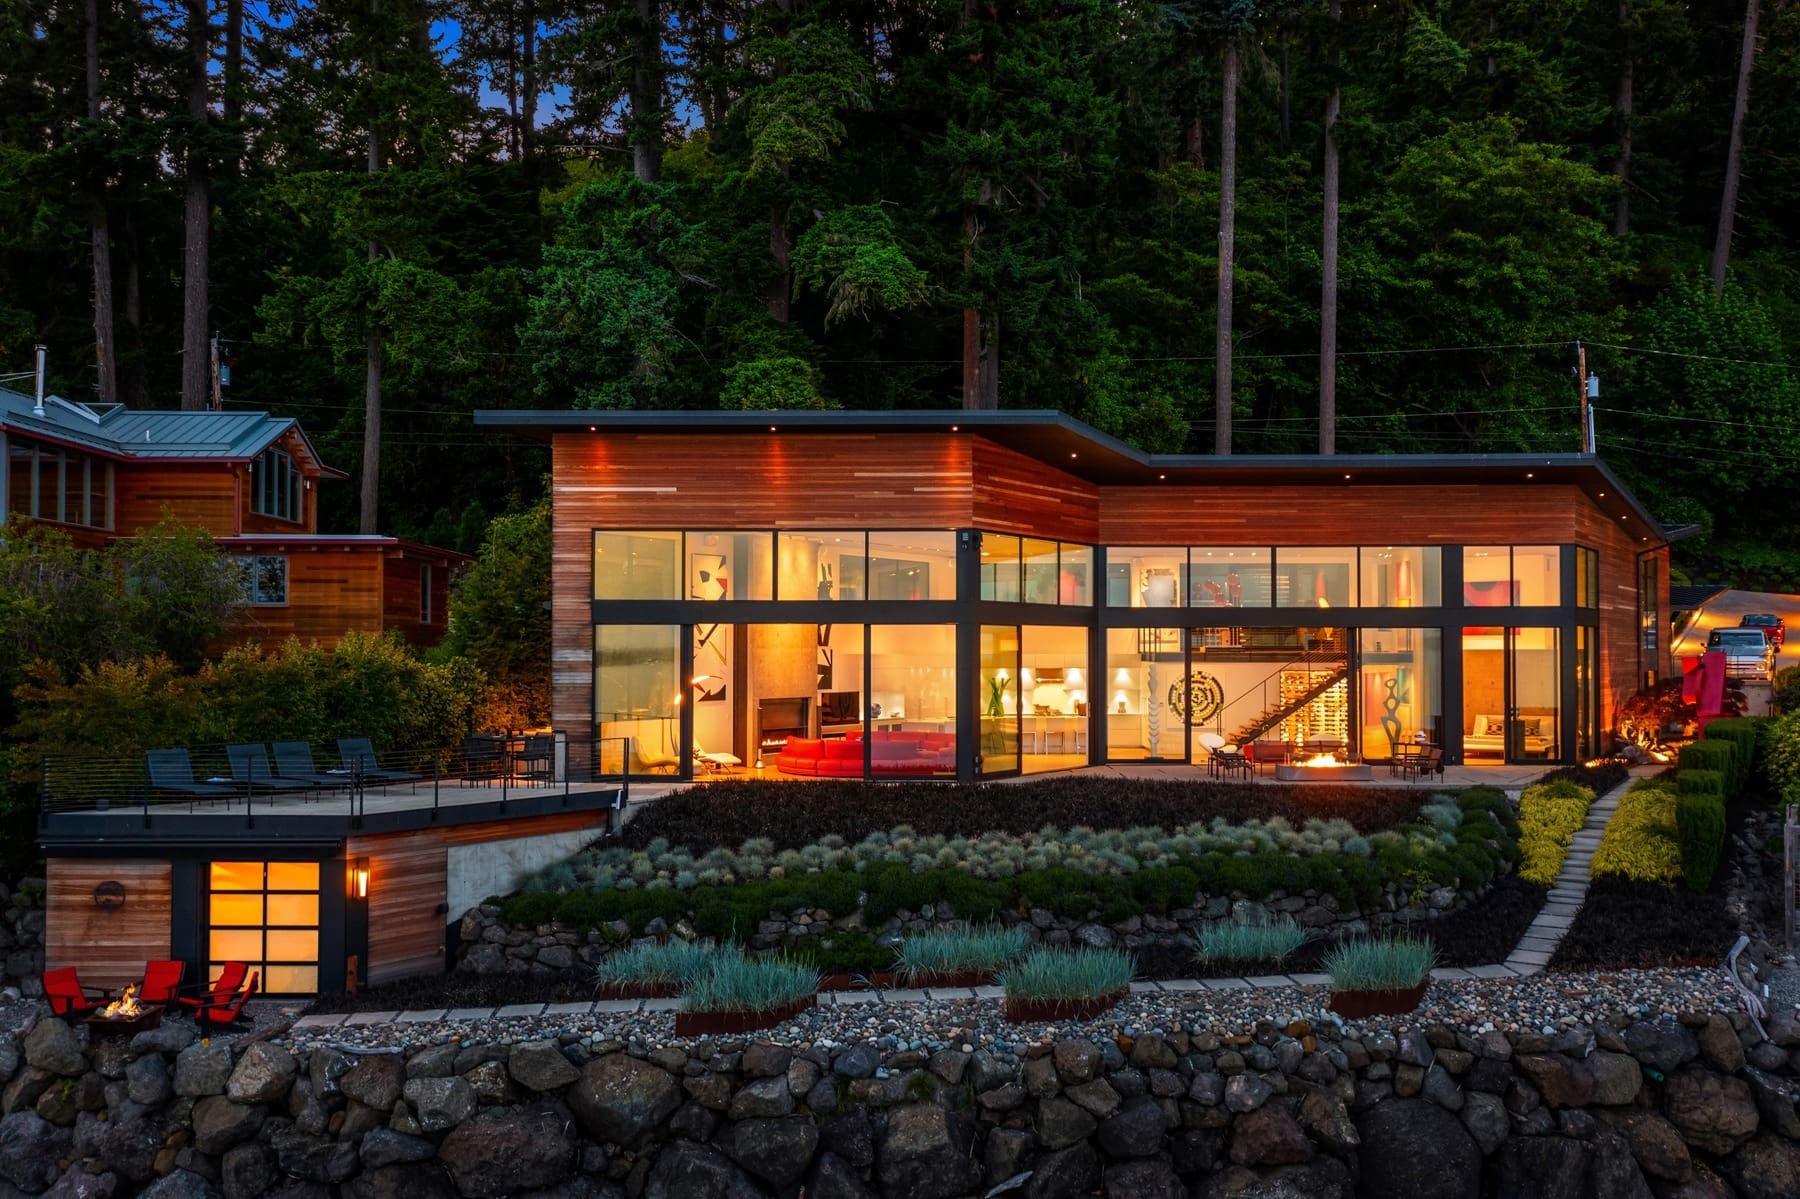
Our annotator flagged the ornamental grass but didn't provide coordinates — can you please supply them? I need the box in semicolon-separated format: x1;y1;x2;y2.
894;925;1029;981
1196;913;1309;964
999;947;1134;1002
1324;935;1436;992
680;956;819;1014
592;938;727;988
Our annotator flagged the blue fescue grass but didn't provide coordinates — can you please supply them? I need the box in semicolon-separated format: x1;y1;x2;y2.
592;939;729;988
1323;935;1436;991
894;925;1030;980
1196;913;1309;964
680;955;819;1013
998;947;1134;1002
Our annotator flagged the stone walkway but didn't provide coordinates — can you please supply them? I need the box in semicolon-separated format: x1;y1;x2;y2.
1502;771;1640;976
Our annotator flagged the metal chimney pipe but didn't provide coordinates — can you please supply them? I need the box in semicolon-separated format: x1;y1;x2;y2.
33;344;46;415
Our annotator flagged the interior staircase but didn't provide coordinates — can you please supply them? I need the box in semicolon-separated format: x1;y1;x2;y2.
1226;663;1349;747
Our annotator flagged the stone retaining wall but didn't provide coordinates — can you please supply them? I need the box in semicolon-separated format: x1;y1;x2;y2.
0;878;46;998
457;877;1486;977
0;1002;1795;1197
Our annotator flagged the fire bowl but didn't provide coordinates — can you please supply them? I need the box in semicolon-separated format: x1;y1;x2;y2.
1275;763;1374;782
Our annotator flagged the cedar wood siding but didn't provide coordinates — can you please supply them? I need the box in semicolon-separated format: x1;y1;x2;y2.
45;860;173;988
345;810;607;985
381;551;452;648
224;547;385;650
113;463;241;535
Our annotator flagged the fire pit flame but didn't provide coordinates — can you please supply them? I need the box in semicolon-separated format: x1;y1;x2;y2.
1297;752;1344;768
98;984;143;1020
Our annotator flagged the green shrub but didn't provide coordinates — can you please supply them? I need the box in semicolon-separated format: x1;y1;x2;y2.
894;925;1030;980
1590;785;1683;884
1517;781;1594;886
785;930;890;974
1674;793;1726;892
1677;741;1737;795
1676;769;1725;804
680;956;818;1013
1324;935;1436;991
999;947;1134;1001
1701;718;1760;792
1765;712;1800;800
1774;666;1800;715
1457;786;1519;838
593;939;728;987
1197;913;1308;964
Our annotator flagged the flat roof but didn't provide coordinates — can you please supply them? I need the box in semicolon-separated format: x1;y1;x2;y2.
475;408;1675;546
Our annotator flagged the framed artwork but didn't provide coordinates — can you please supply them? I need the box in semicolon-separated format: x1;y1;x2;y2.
693;623;728;702
690;553;728;602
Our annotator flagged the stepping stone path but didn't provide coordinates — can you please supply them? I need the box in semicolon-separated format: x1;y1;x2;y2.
1502;771;1640;977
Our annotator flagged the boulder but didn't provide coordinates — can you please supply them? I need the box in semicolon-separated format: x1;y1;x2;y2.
225;1042;296;1106
463;1060;516;1106
1586;1052;1640;1107
43;1165;119;1199
1035;1098;1098;1151
668;1101;716;1143
344;1162;459;1199
0;1111;73;1192
23;1022;85;1077
91;1114;160;1182
1459;1091;1508;1156
1097;1095;1169;1159
404;1044;459;1080
807;1150;877;1199
1231;1103;1311;1168
136;1170;220;1199
1696;1015;1745;1074
190;1096;265;1154
358;1128;437;1170
723;1115;819;1189
832;1045;880;1080
1595;1110;1690;1182
821;1108;875;1171
1298;1091;1360;1154
876;1104;981;1199
1103;1157;1185;1199
1713;1135;1800;1199
1054;1040;1102;1084
741;1042;791;1079
219;1145;277;1199
1023;1057;1060;1097
340;1056;406;1111
1199;1157;1353;1198
569;1055;680;1144
1226;1073;1273;1113
173;1041;234;1097
401;1077;477;1134
1622;1020;1698;1073
985;1127;1035;1187
1496;1136;1585;1199
508;1041;580;1092
727;1075;793;1121
1514;1054;1594;1109
1066;1078;1121;1118
128;1024;195;1056
1354;1098;1480;1199
641;1140;765;1199
1663;1067;1760;1155
1583;1131;1652;1199
1025;1144;1099;1199
439;1102;576;1196
1741;1066;1800;1140
268;1127;360;1184
125;1052;171;1106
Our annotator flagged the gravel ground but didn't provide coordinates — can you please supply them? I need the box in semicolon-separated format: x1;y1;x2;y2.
282;966;1744;1064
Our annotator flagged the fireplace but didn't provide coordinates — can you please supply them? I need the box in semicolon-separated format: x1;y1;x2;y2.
1275;752;1374;783
757;697;812;757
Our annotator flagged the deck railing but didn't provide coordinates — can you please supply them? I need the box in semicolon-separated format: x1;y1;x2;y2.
38;734;632;829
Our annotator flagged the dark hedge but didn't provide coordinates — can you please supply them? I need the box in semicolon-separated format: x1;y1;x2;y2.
1535;761;1630;797
617;775;1433;854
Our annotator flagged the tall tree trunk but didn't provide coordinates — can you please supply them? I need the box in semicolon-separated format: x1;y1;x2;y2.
1214;41;1238;455
1712;0;1759;298
1278;38;1290;146
224;0;242;125
1612;0;1633;236
123;211;145;406
1319;0;1341;456
361;2;383;535
768;199;791;321
179;0;210;412
961;190;997;409
1183;115;1203;170
632;0;662;183
86;0;117;406
521;5;536;153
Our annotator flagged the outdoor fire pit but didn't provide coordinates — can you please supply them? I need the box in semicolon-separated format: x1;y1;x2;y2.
83;985;164;1036
1274;753;1374;783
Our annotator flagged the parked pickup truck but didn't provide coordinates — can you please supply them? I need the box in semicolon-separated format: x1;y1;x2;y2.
1739;612;1786;649
1708;627;1776;678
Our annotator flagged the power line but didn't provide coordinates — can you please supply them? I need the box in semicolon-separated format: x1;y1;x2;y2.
1585;341;1800;373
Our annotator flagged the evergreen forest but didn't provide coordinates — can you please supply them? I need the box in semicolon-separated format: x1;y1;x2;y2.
4;0;1800;584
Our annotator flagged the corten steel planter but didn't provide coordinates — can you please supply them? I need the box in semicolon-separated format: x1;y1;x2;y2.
818;972;897;993
84;1004;165;1036
1326;980;1430;1018
671;996;816;1037
819;969;996;992
1002;989;1128;1024
593;980;683;1000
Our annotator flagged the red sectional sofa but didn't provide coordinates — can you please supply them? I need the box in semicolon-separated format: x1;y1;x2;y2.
773;730;956;777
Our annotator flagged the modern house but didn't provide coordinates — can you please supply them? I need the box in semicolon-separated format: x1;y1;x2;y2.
476;408;1676;781
0;385;463;649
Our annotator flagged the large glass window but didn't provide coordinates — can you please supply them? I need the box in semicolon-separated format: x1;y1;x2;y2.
1639;554;1659;686
979;625;1020;774
1359;547;1441;608
251;447;302;523
1105;627;1185;760
1462;546;1514;606
596;624;681;776
3;440;110;529
6;441;31;520
594;531;681;600
1358;628;1442;760
979;535;1022;602
1512;627;1563;760
871;624;957;777
780;531;865;601
1275;547;1355;608
36;452;58;522
208;860;319;994
687;531;774;601
1513;546;1560;605
1021;538;1060;604
1021;625;1088;774
1059;544;1093;606
867;532;956;601
237;555;288;605
1576;547;1599;608
1107;547;1185;607
1188;548;1271;608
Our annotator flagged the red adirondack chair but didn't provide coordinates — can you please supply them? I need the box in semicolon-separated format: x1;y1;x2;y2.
42;967;106;1018
138;960;185;1006
176;961;248;1017
188;970;258;1028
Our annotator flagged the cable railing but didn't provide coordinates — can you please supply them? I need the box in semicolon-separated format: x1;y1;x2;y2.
38;734;632;829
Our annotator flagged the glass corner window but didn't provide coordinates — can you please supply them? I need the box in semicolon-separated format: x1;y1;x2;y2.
1275;547;1355;608
779;531;865;601
1188;547;1271;607
594;531;682;600
1058;544;1093;605
1359;547;1441;607
979;534;1022;602
687;531;774;601
1106;546;1185;607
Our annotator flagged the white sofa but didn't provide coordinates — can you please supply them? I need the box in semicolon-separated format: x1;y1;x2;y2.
1463;713;1551;757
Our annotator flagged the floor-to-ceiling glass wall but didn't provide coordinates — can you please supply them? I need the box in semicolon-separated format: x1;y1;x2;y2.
869;624;957;777
1357;628;1443;760
1104;627;1186;760
979;625;1020;774
1020;625;1088;774
596;625;682;776
1461;624;1563;762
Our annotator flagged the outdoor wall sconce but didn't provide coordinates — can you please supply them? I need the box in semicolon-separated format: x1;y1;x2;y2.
351;857;370;900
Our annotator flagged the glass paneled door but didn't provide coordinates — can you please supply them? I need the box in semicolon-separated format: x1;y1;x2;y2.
1461;626;1563;763
1104;628;1187;761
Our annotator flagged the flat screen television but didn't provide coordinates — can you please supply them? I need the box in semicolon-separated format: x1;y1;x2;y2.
819;691;861;724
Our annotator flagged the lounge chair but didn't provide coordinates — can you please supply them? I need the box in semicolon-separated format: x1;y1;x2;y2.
145;749;238;801
336;738;422;785
226;744;317;795
271;742;355;789
42;967;106;1018
185;970;259;1028
138;959;185;1006
177;961;248;1019
629;739;680;776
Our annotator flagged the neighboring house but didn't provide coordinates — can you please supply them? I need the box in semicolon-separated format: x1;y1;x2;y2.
0;386;463;649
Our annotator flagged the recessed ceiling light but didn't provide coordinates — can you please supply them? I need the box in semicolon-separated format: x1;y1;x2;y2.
769;425;777;432
588;425;596;432
951;425;959;432
1343;474;1351;480
1526;472;1534;479
1070;452;1078;459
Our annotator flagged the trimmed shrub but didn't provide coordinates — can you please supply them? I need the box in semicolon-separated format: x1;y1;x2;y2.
1701;718;1759;792
1676;769;1725;804
1764;712;1800;800
1324;935;1436;991
1677;741;1737;795
1536;761;1629;796
1674;792;1726;892
1590;785;1682;884
1517;781;1595;886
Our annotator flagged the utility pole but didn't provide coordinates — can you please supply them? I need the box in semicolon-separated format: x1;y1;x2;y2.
1576;342;1597;454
